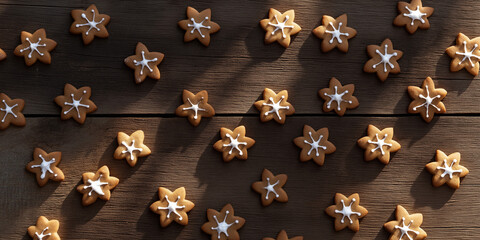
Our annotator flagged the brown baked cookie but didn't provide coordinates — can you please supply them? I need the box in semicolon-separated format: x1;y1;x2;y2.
28;216;61;240
254;88;295;124
54;83;97;124
76;165;119;206
213;126;255;162
13;28;57;66
312;14;357;52
319;77;359;116
408;77;447;123
26;148;64;187
293;125;336;166
251;169;288;207
393;0;434;34
113;130;151;167
70;4;110;45
357;124;401;164
363;38;403;81
0;93;25;130
201;204;245;240
263;230;303;240
178;6;220;47
0;48;6;61
175;90;215;126
445;33;480;76
384;205;427;240
325;193;368;232
260;8;301;48
124;42;164;84
150;187;195;227
425;150;469;189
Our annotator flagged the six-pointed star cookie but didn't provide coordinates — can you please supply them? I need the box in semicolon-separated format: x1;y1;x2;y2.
0;93;25;130
364;38;403;81
124;42;165;84
76;165;119;206
425;150;469;189
27;216;61;240
70;4;110;45
201;204;245;240
263;230;303;240
319;77;359;116
393;0;434;34
13;28;57;66
0;48;6;61
26;148;64;187
260;8;301;48
293;125;336;166
357;124;401;164
254;88;295;124
384;205;427;240
312;14;357;52
150;187;195;227
408;77;447;123
175;89;215;126
113;130;152;167
178;6;220;47
54;83;97;124
213;125;255;162
325;193;368;232
446;33;480;76
251;169;288;206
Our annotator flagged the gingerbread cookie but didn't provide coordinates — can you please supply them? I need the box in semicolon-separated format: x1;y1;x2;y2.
293;125;336;166
14;28;57;66
113;130;151;167
319;77;359;116
0;48;6;61
54;83;97;124
425;150;469;189
408;77;447;123
213;126;255;162
0;93;25;130
363;38;403;81
178;6;220;47
325;193;368;232
70;4;110;45
175;90;215;126
201;204;245;240
26;148;64;187
28;216;60;240
251;169;288;206
150;187;195;227
76;165;119;206
445;33;480;76
384;205;427;240
260;8;301;48
357;124;401;164
393;0;434;34
263;230;303;240
312;14;357;52
254;88;295;124
124;42;164;84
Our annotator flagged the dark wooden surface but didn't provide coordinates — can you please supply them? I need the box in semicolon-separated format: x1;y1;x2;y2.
1;0;479;239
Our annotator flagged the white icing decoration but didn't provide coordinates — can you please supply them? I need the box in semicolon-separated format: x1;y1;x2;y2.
157;195;185;220
437;159;462;179
75;9;105;36
35;227;51;240
403;6;427;26
133;51;157;75
263;96;290;120
19;37;46;59
223;133;247;155
395;217;419;240
63;90;90;119
325;22;349;44
304;131;327;156
121;140;143;161
455;41;480;67
30;154;57;179
268;15;294;38
324;86;352;111
183;97;205;120
188;17;211;38
412;85;441;118
372;44;398;72
335;198;361;224
83;174;108;196
264;177;279;200
1;99;18;122
367;133;392;155
211;210;239;239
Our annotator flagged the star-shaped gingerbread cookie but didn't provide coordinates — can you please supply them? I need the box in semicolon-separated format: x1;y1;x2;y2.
446;33;480;76
150;187;195;227
14;28;57;66
364;38;403;81
178;6;220;47
384;205;427;240
325;193;368;232
70;4;110;45
113;130;151;167
357;124;401;164
254;88;295;124
175;90;215;126
76;165;119;206
28;216;61;240
263;230;303;240
408;77;447;123
0;48;6;61
260;8;301;48
0;93;25;130
312;14;357;52
251;169;288;206
201;204;245;240
124;42;165;84
425;150;469;189
393;0;434;34
54;83;97;124
293;125;336;166
213;126;255;162
319;77;359;116
26;148;64;187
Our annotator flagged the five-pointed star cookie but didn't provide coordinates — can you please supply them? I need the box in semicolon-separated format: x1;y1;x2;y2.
263;230;303;240
76;165;119;206
0;48;6;61
13;28;57;66
201;204;245;240
293;125;336;166
425;150;469;189
254;88;295;124
357;124;401;164
26;148;64;187
312;14;357;52
251;169;288;207
213;125;255;162
260;8;301;48
150;187;195;227
393;0;434;34
363;38;403;81
325;193;368;232
54;83;97;124
113;130;152;167
178;6;220;47
124;42;165;84
175;89;215;126
446;33;480;76
70;4;110;45
408;77;447;123
319;77;359;116
27;216;61;240
384;205;427;240
0;93;25;130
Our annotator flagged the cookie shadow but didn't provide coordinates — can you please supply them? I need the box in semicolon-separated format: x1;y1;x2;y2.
409;163;455;209
373;209;395;240
244;13;287;61
393;116;437;148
